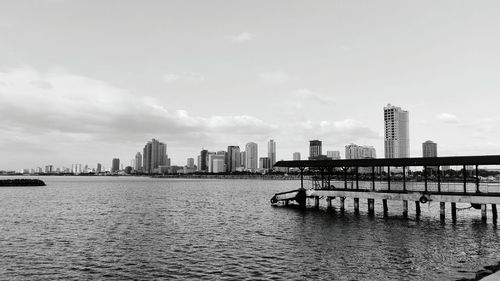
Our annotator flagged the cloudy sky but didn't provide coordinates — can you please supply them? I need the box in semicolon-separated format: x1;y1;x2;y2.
1;0;500;170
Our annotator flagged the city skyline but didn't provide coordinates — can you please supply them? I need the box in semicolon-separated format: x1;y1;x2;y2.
2;1;500;170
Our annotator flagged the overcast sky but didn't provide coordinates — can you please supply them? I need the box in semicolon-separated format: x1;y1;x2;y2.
2;0;500;170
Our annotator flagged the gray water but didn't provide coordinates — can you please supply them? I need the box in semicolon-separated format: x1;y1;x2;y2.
0;177;499;280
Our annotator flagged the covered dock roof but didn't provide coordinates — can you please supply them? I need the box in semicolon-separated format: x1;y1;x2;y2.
274;155;500;168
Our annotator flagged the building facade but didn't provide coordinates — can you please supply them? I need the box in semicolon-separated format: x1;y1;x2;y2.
134;152;142;171
112;158;120;172
268;139;276;168
422;140;437;158
309;140;322;159
327;151;341;160
345;144;376;159
245;142;258;172
143;139;168;173
384;104;409;158
227;146;241;172
293;152;301;161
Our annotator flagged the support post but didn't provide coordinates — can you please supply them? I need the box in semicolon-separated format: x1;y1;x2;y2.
344;168;348;189
355;167;359;190
314;197;320;209
415;201;421;217
354;198;359;214
300;167;304;189
372;166;376;191
403;200;408;218
383;199;388;217
481;204;487;222
463;165;467;194
492;204;498;222
403;166;406;192
424;166;428;193
387;166;391;191
451;202;457;222
476;165;480;193
284;200;289;206
440;202;445;221
340;197;345;213
368;199;375;216
326;197;332;209
437;165;441;193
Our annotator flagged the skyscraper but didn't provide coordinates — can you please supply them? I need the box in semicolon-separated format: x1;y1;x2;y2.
112;158;120;172
200;149;208;172
267;139;276;168
384;104;409;158
293;152;301;160
134;152;142;171
143;139;168;173
422;140;437;157
245;142;258;172
227;146;240;172
309;140;322;159
96;163;102;173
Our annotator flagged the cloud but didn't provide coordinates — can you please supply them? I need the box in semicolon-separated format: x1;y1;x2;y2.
162;72;205;84
293;88;335;104
0;67;276;150
436;113;459;123
229;32;255;43
258;71;289;84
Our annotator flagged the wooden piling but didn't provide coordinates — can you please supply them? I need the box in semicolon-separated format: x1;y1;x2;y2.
382;199;388;217
326;197;332;209
440;202;445;221
314;197;320;209
493;204;498;222
340;197;345;212
481;204;487;222
284;200;289;206
403;200;408;218
451;202;457;222
354;198;360;214
415;201;421;217
368;199;375;216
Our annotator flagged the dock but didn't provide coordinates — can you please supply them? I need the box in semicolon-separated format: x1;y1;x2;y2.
271;155;500;222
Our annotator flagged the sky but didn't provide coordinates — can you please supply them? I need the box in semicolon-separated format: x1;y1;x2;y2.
1;0;500;170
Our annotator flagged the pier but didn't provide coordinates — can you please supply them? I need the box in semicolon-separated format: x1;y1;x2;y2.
271;155;500;222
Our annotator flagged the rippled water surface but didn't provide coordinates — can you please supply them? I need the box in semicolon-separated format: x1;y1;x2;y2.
0;176;499;280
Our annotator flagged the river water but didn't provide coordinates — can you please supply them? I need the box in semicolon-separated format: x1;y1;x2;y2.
0;176;499;280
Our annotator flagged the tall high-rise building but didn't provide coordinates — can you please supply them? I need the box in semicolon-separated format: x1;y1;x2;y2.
245;142;258;172
134;152;142;171
267;139;276;168
240;151;246;169
259;157;271;170
327;151;341;160
112;158;120;172
309;140;322;159
208;154;225;173
345;144;376;159
227;146;240;172
293;152;301;160
422;140;437;158
96;163;102;173
384;104;409;158
200;149;208;172
143;139;168;173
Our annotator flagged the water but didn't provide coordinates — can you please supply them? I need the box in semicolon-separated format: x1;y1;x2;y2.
0;177;499;280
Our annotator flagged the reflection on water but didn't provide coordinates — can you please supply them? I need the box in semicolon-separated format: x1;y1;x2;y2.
0;177;498;280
